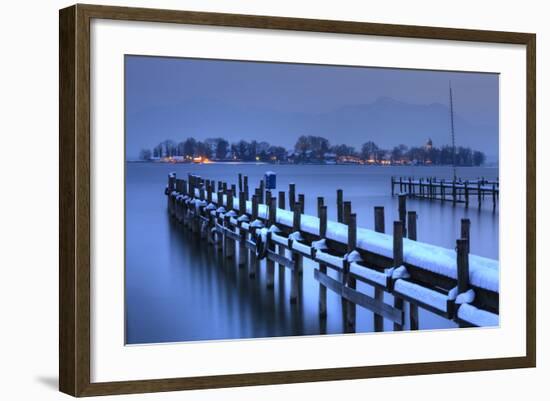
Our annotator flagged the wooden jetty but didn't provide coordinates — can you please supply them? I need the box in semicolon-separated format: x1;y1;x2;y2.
165;172;499;333
391;176;499;210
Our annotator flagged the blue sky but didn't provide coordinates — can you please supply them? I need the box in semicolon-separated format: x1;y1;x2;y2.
125;55;499;159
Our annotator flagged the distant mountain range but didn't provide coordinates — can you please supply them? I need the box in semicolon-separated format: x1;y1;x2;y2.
126;96;498;160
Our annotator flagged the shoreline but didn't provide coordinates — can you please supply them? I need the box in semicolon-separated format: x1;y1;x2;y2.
125;160;498;168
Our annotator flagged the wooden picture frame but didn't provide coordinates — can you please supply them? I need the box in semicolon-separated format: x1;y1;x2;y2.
59;3;536;397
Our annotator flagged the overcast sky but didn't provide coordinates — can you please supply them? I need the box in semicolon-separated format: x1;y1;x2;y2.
125;55;499;159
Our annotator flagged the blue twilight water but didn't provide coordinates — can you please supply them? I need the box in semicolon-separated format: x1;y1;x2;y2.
125;163;499;344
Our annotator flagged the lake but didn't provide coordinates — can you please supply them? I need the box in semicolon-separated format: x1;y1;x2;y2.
125;162;499;344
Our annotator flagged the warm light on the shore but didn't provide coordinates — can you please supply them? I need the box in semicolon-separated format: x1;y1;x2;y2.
192;156;211;163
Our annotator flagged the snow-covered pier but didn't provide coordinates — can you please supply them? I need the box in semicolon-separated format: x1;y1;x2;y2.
391;176;499;210
165;172;499;332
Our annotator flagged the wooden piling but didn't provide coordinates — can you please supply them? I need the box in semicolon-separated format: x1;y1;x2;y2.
243;176;249;200
249;195;258;278
478;181;482;209
238;191;247;267
452;179;457;206
167;173;176;211
337;189;344;223
289;183;296;212
464;181;469;208
461;218;471;254
223;214;235;260
318;200;327;319
407;211;417;241
277;191;286;271
398;193;407;237
457;238;470;294
266;196;276;289
225;190;235;259
374;206;385;234
393;220;404;331
346;213;357;331
290;202;302;304
373;206;385;331
391;176;395;196
343;201;351;225
298;194;305;213
259;179;265;204
410;303;419;330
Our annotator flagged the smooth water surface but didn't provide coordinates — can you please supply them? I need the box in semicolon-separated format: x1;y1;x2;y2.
125;163;499;344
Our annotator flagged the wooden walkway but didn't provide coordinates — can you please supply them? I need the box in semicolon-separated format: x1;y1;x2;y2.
391;176;499;210
165;172;499;333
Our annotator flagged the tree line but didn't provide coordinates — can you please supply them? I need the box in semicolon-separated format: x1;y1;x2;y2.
139;135;486;166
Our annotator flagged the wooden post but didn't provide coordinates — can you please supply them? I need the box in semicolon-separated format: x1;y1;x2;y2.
374;206;385;234
464;181;469;208
289;183;296;212
278;191;286;271
346;213;357;332
238;173;243;193
398;193;407;237
343;201;351;225
248;195;258;278
181;179;187;196
410;303;419;330
167;173;176;212
266;190;272;210
372;207;385;331
298;194;305;213
478;181;482;209
318;200;327;319
259;179;265;204
399;177;403;192
252;194;258;220
243;176;249;200
391;176;395;196
457;238;470;294
393;221;404;331
223;214;235;260
407;211;417;241
206;181;212;204
225;190;235;259
238;191;247;267
492;183;497;211
290;202;302;304
337;189;344;223
461;218;471;254
266;196;276;289
440;179;444;201
452;179;457;206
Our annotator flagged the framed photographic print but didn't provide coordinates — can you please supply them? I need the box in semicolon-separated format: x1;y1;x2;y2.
59;4;536;397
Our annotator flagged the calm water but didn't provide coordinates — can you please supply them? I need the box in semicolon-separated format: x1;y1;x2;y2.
125;163;499;344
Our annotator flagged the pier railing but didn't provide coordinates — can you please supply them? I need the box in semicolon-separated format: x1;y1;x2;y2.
165;172;499;332
391;176;499;210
